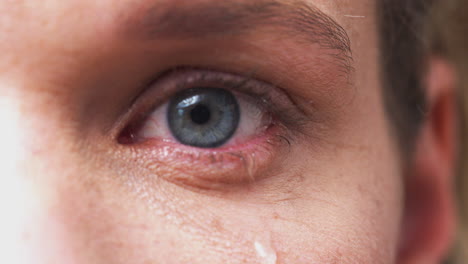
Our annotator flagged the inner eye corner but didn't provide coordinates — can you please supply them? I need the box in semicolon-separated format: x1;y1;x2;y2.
116;122;138;145
118;68;294;151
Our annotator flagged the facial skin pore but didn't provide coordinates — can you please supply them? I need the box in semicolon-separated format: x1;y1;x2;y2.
0;0;452;263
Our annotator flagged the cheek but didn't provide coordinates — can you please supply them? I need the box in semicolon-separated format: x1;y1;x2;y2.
7;101;403;264
262;145;403;263
5;76;404;264
51;142;402;264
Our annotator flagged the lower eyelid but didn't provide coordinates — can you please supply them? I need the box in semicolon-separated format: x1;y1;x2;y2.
121;124;291;190
116;68;302;188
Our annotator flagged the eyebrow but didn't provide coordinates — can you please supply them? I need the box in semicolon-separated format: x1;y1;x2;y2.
124;0;352;71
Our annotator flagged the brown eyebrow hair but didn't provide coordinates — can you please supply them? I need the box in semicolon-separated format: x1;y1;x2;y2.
123;0;352;72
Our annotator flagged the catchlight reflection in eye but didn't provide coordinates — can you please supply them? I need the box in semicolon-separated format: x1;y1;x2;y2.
167;87;240;148
117;69;304;187
130;71;278;150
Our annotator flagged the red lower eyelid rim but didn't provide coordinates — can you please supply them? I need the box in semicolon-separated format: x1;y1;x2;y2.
119;119;279;150
116;126;290;189
118;95;278;148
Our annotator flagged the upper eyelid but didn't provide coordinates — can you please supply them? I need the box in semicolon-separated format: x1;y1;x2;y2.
123;0;352;73
166;68;303;120
114;67;303;139
113;67;316;188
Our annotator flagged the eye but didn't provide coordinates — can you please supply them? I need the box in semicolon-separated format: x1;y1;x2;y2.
166;87;240;148
117;68;305;188
123;69;277;150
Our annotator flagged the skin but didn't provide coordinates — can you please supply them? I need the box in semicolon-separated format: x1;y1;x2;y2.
0;0;457;263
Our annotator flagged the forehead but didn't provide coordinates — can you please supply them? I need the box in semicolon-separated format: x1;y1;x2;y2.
0;0;375;85
0;0;373;38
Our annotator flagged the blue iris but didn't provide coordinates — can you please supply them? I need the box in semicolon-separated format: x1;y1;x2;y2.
167;87;240;148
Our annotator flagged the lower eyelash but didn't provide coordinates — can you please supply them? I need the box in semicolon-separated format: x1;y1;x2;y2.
115;68;306;189
121;124;293;190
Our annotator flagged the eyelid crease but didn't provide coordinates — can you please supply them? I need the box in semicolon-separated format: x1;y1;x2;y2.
123;0;352;72
117;67;313;143
171;68;314;134
113;67;317;189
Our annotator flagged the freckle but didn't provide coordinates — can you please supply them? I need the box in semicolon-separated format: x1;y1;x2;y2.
169;239;176;247
374;198;382;209
357;184;367;195
210;218;224;232
272;212;280;220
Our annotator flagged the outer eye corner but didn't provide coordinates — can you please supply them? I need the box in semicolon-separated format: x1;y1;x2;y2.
113;68;304;188
119;68;297;152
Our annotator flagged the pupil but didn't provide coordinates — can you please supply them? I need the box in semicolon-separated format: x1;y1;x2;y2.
190;104;211;125
168;87;240;148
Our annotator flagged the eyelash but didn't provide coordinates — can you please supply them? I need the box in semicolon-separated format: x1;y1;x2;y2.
118;67;304;145
115;67;306;188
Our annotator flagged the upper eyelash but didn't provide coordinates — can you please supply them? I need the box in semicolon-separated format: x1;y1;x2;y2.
169;67;311;128
117;67;312;142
